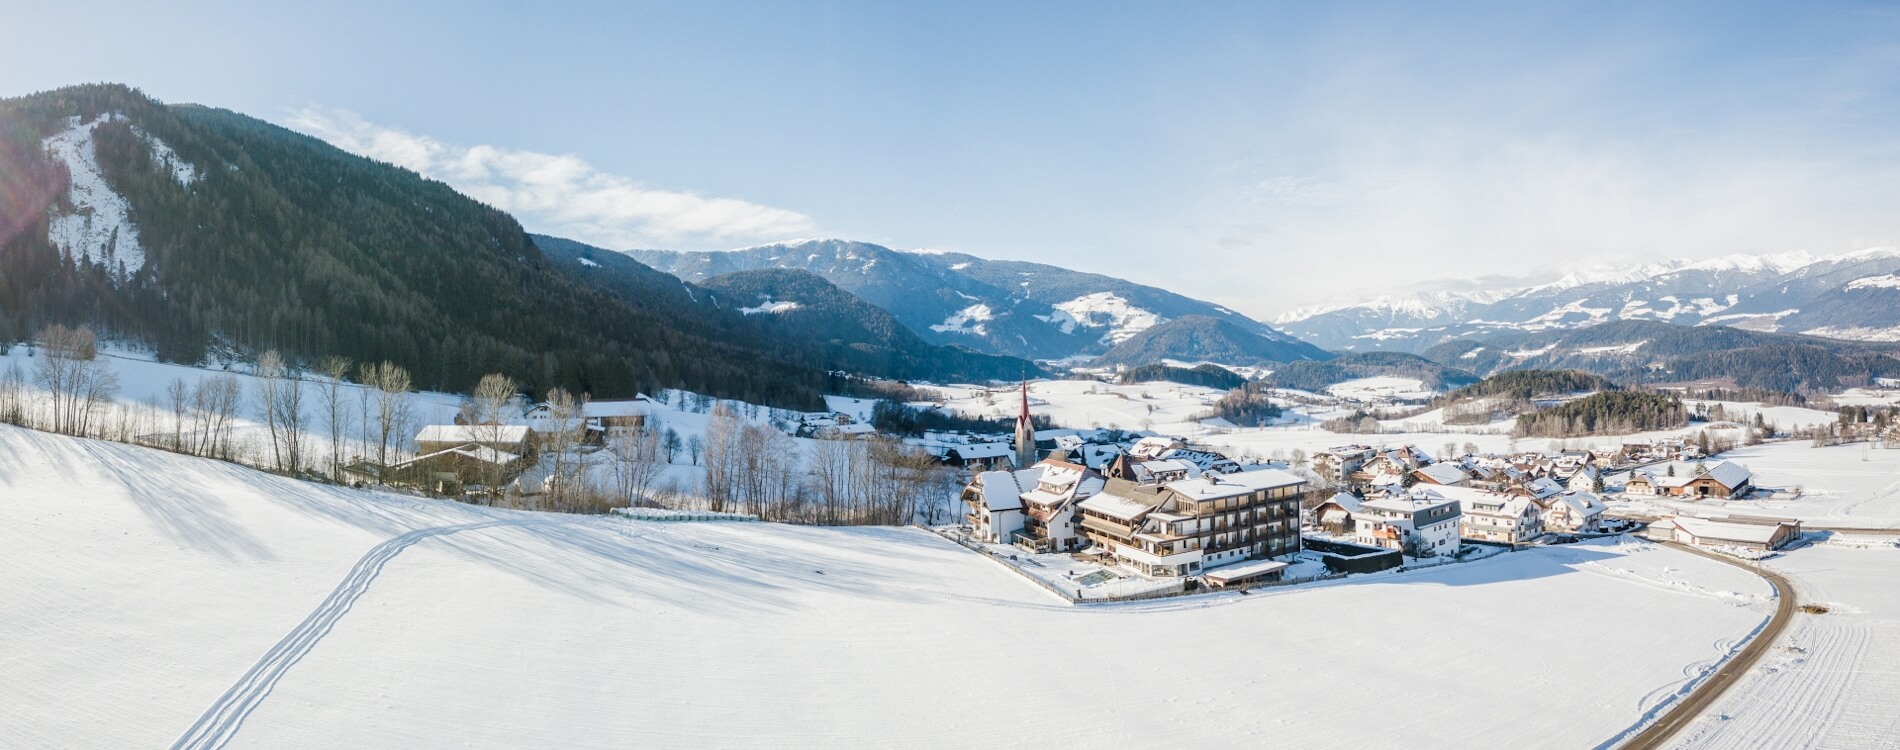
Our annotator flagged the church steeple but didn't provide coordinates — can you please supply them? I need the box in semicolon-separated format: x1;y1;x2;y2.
1013;378;1036;468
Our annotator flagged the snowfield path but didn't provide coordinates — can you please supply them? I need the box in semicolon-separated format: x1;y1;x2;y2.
1617;543;1795;750
168;520;545;750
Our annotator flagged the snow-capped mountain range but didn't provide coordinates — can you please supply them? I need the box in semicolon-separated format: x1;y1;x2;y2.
1277;248;1900;351
631;239;1329;363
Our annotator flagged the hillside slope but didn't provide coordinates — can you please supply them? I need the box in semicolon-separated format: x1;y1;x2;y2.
1093;315;1331;367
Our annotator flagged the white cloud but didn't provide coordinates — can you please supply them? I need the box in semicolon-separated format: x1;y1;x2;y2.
282;107;818;249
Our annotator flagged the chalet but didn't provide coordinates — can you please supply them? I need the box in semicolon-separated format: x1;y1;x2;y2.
1680;461;1754;499
1411;462;1472;488
1431;486;1540;545
1014;460;1106;553
1541;490;1608;533
526;396;656;440
1355;490;1462;557
945;441;1016;470
1313;444;1377;485
414;424;531;457
960;467;1043;543
1311;492;1364;537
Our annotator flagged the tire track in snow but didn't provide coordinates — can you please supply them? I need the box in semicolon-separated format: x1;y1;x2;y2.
168;520;530;750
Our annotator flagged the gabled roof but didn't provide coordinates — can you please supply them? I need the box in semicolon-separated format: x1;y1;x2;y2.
1698;460;1753;489
1413;463;1471;485
975;468;1043;512
416;424;530;444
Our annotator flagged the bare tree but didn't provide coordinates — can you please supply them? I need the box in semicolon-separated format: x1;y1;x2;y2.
361;361;414;467
32;325;118;436
687;434;703;466
165;378;190;451
537;387;592;511
313;355;354;480
701;404;742;512
466;373;519;500
0;361;27;425
610;425;666;507
254;350;308;473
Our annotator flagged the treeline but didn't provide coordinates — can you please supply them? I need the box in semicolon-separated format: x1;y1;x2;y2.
1200;382;1286;427
1613;345;1900;393
1439;369;1611;403
0;84;830;411
1118;363;1247;390
1266;351;1477;393
1513;390;1686;438
869;398;1052;437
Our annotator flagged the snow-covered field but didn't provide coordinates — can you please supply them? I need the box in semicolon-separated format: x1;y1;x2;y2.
1615;442;1900;529
1326;376;1433;402
0;424;1782;748
1674;539;1900;749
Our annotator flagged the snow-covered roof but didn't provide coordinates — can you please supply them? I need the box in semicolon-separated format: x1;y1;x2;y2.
584;399;654;418
1699;461;1753;489
1202;558;1289;584
1320;492;1363;513
1413;463;1470;485
1672;516;1791;545
398;444;520;467
951;442;1013;460
1078;492;1159;521
1556;491;1606;517
1364;491;1459;514
416;425;530;444
1165;468;1305;501
976;468;1042;512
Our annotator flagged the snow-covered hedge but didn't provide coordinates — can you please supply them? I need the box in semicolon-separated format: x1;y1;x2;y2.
612;507;758;522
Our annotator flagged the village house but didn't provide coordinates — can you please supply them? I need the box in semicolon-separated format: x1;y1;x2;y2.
1625;460;1754;500
1013;458;1106;554
960;466;1044;543
1540;490;1608;533
1076;467;1308;579
1411;462;1473;488
1310;492;1364;537
1354;490;1463;557
1434;486;1541;545
1313;444;1377;486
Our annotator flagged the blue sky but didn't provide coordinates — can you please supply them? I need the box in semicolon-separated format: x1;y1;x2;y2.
7;1;1900;317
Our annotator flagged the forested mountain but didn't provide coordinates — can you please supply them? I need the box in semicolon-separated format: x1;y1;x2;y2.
693;268;1040;383
1422;320;1900;393
2;84;911;408
1092;316;1331;367
1513;391;1687;438
1278;249;1900;351
1116;363;1249;390
630;240;1320;362
1262;351;1477;393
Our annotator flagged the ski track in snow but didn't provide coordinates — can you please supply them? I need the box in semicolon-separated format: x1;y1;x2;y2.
168;519;562;750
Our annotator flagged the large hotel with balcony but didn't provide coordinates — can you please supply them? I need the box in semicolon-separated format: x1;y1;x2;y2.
1075;468;1308;578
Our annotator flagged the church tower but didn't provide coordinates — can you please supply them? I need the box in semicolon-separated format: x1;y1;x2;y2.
1013;379;1036;468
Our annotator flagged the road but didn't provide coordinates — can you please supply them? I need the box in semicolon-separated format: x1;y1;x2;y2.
1617;541;1799;750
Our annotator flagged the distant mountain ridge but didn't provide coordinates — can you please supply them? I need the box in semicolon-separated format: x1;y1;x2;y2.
1279;248;1900;351
630;240;1325;363
1421;319;1900;393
